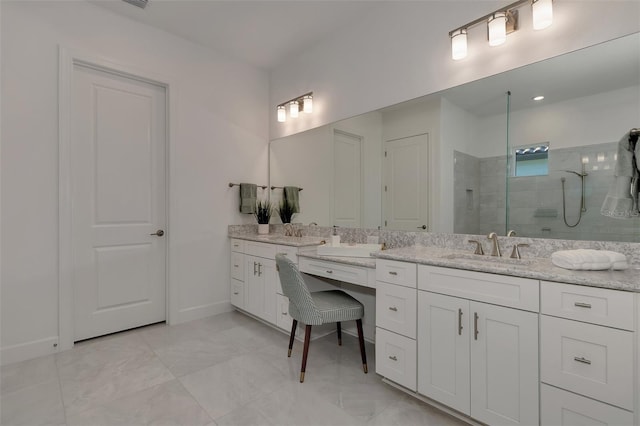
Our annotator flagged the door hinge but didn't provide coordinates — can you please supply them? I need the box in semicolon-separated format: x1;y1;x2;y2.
384;185;387;192
384;151;387;157
385;220;388;226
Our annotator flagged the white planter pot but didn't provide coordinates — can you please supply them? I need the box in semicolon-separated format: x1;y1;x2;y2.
258;224;269;235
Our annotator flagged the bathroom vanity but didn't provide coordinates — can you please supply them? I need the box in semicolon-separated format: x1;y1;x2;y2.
228;229;640;426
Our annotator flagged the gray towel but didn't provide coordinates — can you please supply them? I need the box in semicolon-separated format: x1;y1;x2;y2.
283;186;300;213
239;183;257;214
601;132;639;218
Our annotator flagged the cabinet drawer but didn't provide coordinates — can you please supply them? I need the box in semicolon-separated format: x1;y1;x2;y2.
376;259;416;288
299;257;370;287
230;238;244;253
230;252;244;281
541;315;634;410
376;282;417;338
230;279;244;309
541;281;634;330
245;241;277;259
375;327;417;391
276;245;299;262
418;265;539;312
541;384;634;426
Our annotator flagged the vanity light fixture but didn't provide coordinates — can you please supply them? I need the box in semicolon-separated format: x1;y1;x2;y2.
488;12;508;46
449;0;553;60
532;0;553;30
289;100;299;118
276;92;313;123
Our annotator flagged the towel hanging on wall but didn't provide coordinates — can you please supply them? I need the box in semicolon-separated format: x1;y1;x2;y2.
600;131;639;218
284;186;300;213
239;183;257;214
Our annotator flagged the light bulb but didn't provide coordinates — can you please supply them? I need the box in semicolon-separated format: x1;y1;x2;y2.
451;29;468;60
532;0;553;30
488;12;507;47
277;105;286;123
289;101;299;118
303;95;313;113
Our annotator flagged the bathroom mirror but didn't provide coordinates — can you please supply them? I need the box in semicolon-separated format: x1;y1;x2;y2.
269;33;640;241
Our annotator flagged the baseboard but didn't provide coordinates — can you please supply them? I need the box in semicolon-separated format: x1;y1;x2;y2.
173;301;233;325
1;336;60;366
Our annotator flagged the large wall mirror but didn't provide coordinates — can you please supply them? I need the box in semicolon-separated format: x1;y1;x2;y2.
269;33;640;242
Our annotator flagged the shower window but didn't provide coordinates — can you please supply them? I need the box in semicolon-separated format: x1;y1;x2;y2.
513;143;549;177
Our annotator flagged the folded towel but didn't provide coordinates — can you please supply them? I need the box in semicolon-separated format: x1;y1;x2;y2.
551;249;628;270
239;183;257;214
601;131;640;218
283;186;300;213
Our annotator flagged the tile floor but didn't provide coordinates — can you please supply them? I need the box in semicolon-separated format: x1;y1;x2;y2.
1;311;468;426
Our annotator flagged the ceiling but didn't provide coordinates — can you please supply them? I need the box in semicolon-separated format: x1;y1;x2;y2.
89;0;377;70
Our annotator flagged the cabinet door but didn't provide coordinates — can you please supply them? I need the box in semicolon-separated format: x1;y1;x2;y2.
276;294;293;332
417;291;470;415
375;327;417;391
245;256;277;324
470;302;539;426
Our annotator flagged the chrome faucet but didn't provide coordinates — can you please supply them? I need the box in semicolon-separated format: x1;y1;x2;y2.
283;223;294;236
487;232;501;257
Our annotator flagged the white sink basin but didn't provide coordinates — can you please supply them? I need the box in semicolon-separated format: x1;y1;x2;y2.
317;243;383;258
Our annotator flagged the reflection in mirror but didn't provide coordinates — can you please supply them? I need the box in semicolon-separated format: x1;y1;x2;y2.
270;33;640;242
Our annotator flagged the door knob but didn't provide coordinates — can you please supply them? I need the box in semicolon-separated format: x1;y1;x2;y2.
418;225;427;230
150;230;164;237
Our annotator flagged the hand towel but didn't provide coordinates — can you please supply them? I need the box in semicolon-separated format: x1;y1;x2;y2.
600;250;629;270
283;186;300;213
601;131;640;218
239;183;257;214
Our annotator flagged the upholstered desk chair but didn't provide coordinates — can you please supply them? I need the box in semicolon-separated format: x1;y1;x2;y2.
275;254;368;383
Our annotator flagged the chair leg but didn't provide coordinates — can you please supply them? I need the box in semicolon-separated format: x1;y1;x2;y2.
288;319;297;357
300;324;312;383
356;319;368;374
336;321;342;346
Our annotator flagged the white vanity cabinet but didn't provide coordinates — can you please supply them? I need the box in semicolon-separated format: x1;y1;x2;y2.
229;239;303;329
417;265;539;426
540;281;636;424
374;259;418;391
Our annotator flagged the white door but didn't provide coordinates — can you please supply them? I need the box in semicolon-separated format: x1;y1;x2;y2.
71;64;167;341
333;130;363;227
470;302;539;426
417;292;470;415
384;134;428;231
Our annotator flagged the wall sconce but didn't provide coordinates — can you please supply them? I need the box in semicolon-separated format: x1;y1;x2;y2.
276;92;313;123
449;0;553;60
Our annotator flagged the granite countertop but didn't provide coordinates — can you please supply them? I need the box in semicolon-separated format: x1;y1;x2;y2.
229;233;325;247
374;245;640;293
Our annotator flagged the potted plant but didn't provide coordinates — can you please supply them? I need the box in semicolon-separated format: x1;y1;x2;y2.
277;198;296;224
254;199;273;234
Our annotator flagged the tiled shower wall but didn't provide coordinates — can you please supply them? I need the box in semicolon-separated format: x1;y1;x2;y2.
454;142;640;241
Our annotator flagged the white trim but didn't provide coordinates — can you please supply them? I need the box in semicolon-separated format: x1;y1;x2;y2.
174;301;233;324
58;46;178;350
0;336;60;366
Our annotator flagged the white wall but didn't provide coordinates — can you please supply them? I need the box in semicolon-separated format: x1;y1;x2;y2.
270;1;640;140
478;85;640;157
1;1;269;364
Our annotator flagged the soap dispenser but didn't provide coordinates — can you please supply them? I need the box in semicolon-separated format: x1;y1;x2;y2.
331;226;341;247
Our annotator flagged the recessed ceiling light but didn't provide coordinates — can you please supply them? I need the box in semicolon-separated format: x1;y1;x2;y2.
532;95;545;101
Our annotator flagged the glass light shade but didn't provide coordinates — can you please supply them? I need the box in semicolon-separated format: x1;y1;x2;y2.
488;12;507;46
451;29;467;60
532;0;553;30
303;95;313;113
277;105;286;122
289;101;299;118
